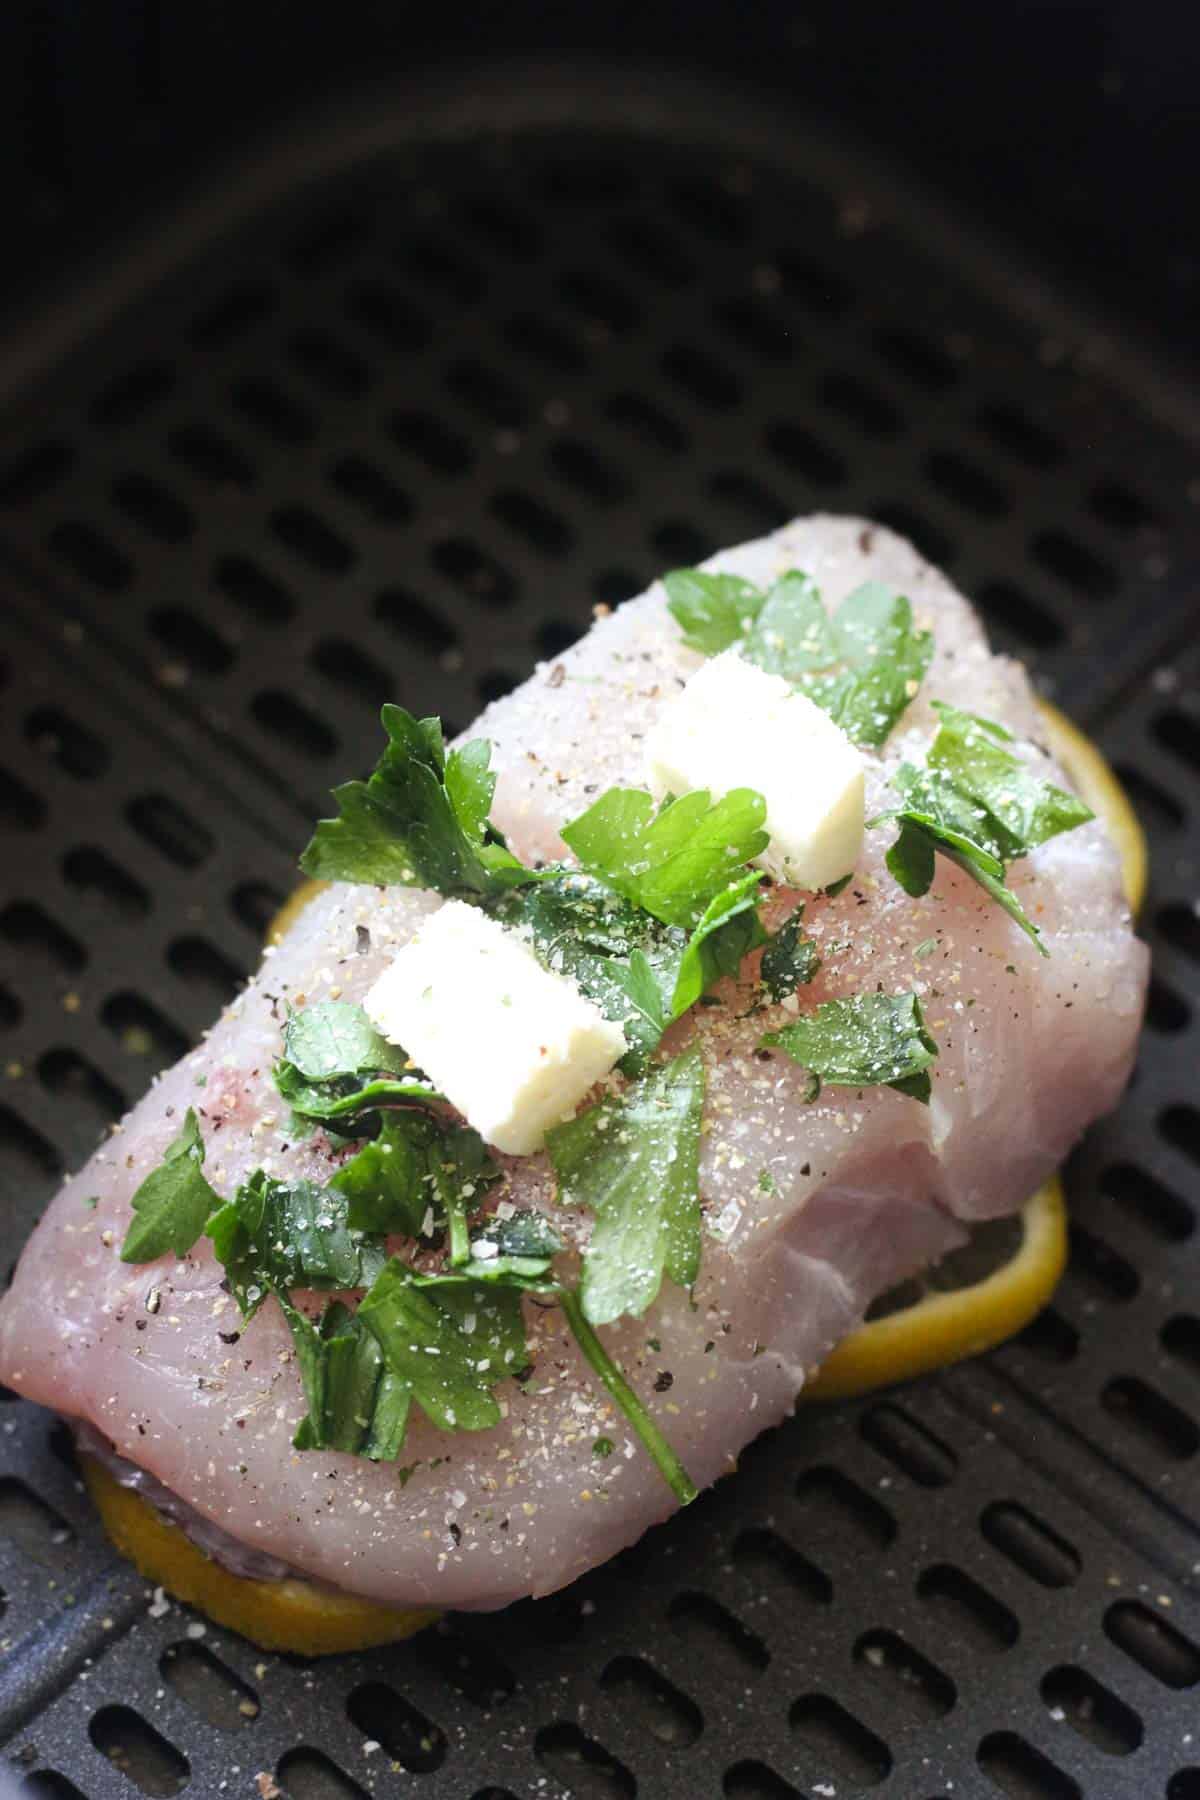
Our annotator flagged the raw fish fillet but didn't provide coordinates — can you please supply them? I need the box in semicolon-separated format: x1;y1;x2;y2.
0;517;1147;1610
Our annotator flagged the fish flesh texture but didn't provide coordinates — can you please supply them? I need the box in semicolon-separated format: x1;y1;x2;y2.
0;516;1146;1610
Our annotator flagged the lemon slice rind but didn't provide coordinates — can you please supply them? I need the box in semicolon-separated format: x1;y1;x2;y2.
82;1456;435;1655
1038;699;1146;917
804;1178;1066;1402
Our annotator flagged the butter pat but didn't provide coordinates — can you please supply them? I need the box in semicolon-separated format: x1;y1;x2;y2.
364;901;626;1155
645;649;865;890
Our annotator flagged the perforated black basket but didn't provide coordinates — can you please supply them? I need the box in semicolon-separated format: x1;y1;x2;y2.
1;61;1199;1800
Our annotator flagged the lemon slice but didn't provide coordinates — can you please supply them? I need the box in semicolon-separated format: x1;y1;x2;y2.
82;1456;435;1655
267;877;328;946
805;1178;1066;1401
1038;699;1146;916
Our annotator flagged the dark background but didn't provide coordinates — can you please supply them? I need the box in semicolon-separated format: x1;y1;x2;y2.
1;0;1199;364
3;8;1200;1795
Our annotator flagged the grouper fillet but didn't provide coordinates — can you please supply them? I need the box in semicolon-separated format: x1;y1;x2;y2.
0;515;1147;1611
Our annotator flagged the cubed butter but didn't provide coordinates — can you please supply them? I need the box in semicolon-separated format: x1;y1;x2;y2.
645;648;865;890
363;900;626;1155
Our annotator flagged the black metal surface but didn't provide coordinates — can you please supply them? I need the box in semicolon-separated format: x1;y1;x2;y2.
4;4;1199;367
0;63;1199;1799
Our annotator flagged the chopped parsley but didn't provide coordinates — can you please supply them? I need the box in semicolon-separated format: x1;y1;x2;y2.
495;874;673;1073
355;1260;537;1435
469;1208;566;1277
275;1066;441;1132
759;907;821;1003
331;1112;499;1263
289;1300;411;1460
874;703;1094;953
547;1045;705;1326
300;704;539;896
659;567;770;655
741;569;837;673
499;868;764;1074
670;870;767;1015
206;1170;385;1316
298;709;776;1071
926;704;1093;850
286;1257;554;1458
281;1000;409;1084
560;785;768;930
761;991;939;1103
122;1103;696;1500
274;1000;439;1130
665;566;933;747
119;1109;220;1263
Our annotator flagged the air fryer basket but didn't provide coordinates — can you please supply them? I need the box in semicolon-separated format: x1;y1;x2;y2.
1;64;1198;1799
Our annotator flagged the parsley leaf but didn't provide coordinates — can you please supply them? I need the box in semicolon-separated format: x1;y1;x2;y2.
497;873;676;1073
884;806;1041;948
501;869;763;1074
356;1359;412;1460
412;1266;551;1363
300;704;537;896
875;703;1094;954
293;1259;549;1458
206;1170;384;1317
670;870;767;1015
278;1297;332;1447
666;567;932;747
119;1108;221;1263
761;991;938;1103
759;907;822;1002
662;568;767;653
547;1045;706;1326
274;1001;439;1129
814;581;934;747
331;1112;499;1262
561;787;768;930
289;1300;412;1459
926;703;1093;853
609;949;670;1070
275;1065;440;1132
282;1001;410;1083
741;569;837;673
328;1114;442;1237
275;1227;552;1455
356;1259;535;1433
467;1209;565;1279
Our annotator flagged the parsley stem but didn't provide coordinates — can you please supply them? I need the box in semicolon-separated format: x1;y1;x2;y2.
446;1201;470;1267
434;1162;473;1267
559;1289;697;1505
